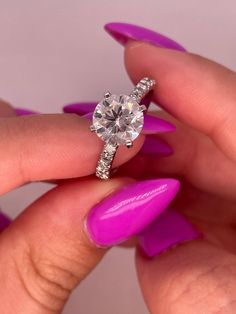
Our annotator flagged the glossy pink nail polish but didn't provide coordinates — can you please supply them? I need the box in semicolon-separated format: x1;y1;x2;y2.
140;136;173;156
81;111;174;156
63;102;97;115
86;179;180;247
64;102;176;132
63;98;153;115
15;108;38;116
144;114;175;134
138;208;200;257
104;22;186;51
81;111;175;134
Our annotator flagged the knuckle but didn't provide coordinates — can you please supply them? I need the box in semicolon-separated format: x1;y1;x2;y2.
11;231;102;312
13;244;71;312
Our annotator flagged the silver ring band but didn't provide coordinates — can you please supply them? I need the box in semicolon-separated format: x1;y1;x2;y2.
93;77;156;179
129;77;156;102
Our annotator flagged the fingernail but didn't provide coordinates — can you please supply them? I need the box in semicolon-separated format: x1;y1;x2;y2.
0;212;11;230
138;208;200;258
63;96;153;115
15;107;38;116
81;111;175;136
140;136;173;156
144;115;175;134
104;22;186;51
86;179;180;247
82;111;174;156
63;102;97;115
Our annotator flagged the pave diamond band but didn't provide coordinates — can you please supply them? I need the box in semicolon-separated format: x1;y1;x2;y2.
96;143;118;179
91;77;156;179
129;77;156;102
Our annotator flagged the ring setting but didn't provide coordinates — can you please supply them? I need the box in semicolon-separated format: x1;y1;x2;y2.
90;77;156;179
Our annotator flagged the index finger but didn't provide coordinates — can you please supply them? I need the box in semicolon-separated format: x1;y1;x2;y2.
125;42;236;162
0;113;144;194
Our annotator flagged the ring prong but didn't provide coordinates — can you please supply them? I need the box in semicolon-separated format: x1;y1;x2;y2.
104;92;111;99
90;125;96;132
126;140;133;148
140;104;147;112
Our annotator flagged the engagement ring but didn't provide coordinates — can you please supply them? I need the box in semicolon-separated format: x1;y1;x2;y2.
90;77;156;179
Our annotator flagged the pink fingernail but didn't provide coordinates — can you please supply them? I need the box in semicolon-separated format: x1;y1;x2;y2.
104;22;186;51
15;108;38;116
63;98;153;115
81;111;175;135
86;179;180;247
144;114;175;134
81;111;174;156
63;102;97;115
140;136;173;156
138;208;200;258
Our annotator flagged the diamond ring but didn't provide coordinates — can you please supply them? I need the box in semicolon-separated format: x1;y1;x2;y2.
90;77;156;179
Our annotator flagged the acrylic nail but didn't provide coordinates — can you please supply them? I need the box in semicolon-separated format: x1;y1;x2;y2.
63;97;152;115
63;102;97;115
138;208;200;258
79;108;174;156
140;136;173;156
0;212;11;231
104;22;186;51
15;107;38;116
81;111;175;135
86;179;180;247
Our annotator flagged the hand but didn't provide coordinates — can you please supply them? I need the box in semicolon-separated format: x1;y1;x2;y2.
122;37;236;313
0;102;147;313
2;22;236;314
0;93;183;313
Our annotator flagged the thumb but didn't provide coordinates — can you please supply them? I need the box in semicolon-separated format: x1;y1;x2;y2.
0;177;179;313
0;178;126;314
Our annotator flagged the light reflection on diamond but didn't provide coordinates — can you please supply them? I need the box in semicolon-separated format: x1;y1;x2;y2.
92;94;144;145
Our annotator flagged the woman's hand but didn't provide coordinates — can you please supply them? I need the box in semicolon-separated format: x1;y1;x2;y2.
122;39;236;313
2;20;236;313
0;102;147;313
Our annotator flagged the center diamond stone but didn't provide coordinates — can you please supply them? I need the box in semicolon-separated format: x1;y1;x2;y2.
92;94;144;145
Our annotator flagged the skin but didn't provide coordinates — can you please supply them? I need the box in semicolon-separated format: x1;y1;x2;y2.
1;42;236;313
123;42;236;313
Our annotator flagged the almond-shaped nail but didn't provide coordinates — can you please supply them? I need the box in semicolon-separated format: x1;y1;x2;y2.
104;22;186;51
81;111;175;134
0;212;11;231
86;179;180;247
63;102;97;115
143;114;175;134
63;98;152;115
140;136;173;156
15;107;38;116
138;208;200;257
